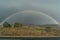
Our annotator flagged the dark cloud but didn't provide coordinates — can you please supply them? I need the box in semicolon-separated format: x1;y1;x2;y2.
0;0;60;24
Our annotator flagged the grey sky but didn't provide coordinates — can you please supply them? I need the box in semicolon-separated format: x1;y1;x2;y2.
0;0;60;25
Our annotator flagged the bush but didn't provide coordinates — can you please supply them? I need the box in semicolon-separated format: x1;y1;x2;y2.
3;22;11;28
14;23;20;27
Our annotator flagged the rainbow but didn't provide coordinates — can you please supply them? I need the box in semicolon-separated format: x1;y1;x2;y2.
0;10;59;25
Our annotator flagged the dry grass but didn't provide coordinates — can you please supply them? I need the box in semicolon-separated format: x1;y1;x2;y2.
0;26;60;37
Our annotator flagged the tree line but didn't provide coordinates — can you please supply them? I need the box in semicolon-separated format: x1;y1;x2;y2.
3;22;22;28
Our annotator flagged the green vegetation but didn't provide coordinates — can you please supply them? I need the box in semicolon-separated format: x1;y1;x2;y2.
3;22;11;28
14;23;20;27
3;22;23;28
14;22;22;27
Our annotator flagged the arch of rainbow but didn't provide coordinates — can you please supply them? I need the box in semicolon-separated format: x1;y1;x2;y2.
0;10;59;25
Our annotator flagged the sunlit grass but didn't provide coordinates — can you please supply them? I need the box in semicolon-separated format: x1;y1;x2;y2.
0;26;60;37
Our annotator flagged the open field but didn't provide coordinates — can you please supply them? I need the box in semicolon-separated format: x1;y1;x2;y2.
0;26;60;37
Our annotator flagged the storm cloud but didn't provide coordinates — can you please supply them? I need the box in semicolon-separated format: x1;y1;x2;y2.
0;0;60;24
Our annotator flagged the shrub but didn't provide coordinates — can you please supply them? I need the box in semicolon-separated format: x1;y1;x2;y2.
3;22;11;28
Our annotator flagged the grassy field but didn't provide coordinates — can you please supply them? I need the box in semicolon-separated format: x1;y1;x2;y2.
0;26;60;37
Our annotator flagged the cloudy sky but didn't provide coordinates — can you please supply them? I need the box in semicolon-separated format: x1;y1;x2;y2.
0;0;60;25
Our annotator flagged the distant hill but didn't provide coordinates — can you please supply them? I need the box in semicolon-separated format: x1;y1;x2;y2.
41;24;60;29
